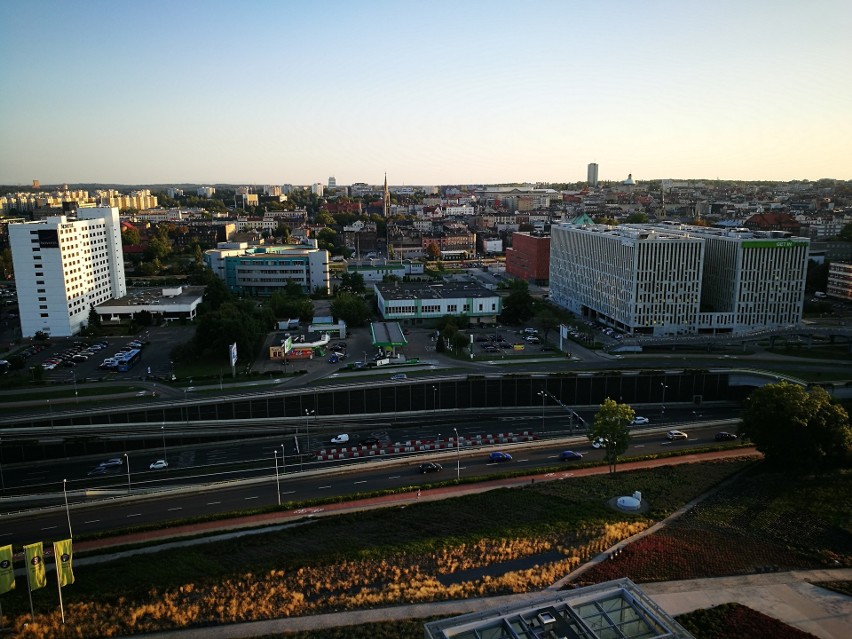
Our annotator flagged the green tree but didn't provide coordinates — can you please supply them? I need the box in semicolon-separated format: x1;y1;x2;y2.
624;212;649;224
121;227;141;245
339;272;366;294
145;233;171;261
588;398;634;473
501;280;534;324
741;382;851;471
331;293;371;327
538;309;559;343
426;242;441;260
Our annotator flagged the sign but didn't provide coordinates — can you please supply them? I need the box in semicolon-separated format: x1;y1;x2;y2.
741;239;802;248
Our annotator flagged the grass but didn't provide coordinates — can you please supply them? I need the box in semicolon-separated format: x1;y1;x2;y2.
4;458;758;637
676;603;820;639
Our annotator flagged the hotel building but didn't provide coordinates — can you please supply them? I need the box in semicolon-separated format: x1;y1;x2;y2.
9;206;126;337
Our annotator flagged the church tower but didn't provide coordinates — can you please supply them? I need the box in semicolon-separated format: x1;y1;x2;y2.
382;172;390;218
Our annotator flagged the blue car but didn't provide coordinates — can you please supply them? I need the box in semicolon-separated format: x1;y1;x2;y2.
489;451;512;463
559;450;583;461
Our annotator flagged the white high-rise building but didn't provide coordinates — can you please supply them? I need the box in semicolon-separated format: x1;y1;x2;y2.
9;206;126;337
550;223;809;336
587;163;599;187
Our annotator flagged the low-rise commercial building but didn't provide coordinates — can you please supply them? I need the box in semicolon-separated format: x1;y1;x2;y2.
374;281;501;325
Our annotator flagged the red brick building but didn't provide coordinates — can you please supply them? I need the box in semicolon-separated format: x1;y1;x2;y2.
743;212;801;235
505;232;550;285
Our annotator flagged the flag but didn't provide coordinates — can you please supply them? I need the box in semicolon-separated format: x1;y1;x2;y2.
53;539;74;587
24;542;46;591
0;544;14;594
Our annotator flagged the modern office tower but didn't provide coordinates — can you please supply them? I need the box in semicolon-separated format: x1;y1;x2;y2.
328;176;336;188
549;223;809;336
587;163;599;187
9;206;126;337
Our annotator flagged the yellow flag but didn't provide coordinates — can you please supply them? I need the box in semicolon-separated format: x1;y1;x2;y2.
0;545;14;594
24;542;46;591
53;539;74;587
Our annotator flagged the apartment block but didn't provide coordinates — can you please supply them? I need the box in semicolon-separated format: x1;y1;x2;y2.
827;262;852;300
9;206;126;337
550;223;808;335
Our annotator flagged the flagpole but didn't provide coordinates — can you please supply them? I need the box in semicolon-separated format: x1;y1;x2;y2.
55;546;65;625
25;559;35;623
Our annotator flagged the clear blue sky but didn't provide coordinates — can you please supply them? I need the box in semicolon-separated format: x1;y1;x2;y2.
1;0;850;186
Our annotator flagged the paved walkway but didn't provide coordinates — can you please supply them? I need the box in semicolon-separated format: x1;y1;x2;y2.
64;447;851;639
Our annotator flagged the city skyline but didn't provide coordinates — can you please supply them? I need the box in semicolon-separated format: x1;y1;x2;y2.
1;0;851;185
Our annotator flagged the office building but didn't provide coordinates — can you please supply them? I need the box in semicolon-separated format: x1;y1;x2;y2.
826;262;852;300
587;162;599;187
549;223;809;335
505;232;550;285
374;282;501;325
9;206;126;337
204;243;330;296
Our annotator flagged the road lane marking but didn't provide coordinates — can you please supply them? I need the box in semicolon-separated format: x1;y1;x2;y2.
168;507;182;511
388;475;400;479
207;501;221;505
41;525;57;530
354;480;367;484
84;520;100;524
126;513;142;518
318;485;331;489
282;491;295;495
244;496;258;500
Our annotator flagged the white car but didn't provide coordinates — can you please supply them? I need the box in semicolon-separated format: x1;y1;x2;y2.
330;434;350;444
631;416;649;425
149;459;169;470
667;430;688;441
99;457;124;468
592;437;607;449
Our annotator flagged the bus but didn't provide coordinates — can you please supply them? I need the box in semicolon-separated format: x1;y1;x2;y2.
116;349;142;372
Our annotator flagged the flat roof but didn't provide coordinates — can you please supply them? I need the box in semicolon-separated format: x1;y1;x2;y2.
375;282;497;301
370;321;407;347
98;286;205;309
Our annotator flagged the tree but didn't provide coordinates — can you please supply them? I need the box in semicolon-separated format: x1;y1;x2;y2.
588;398;634;474
331;293;371;327
339;272;366;294
624;212;649;224
121;227;141;245
426;242;441;260
538;309;559;343
741;382;851;471
501;280;534;324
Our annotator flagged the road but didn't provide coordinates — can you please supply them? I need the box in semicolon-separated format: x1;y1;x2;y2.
0;423;741;548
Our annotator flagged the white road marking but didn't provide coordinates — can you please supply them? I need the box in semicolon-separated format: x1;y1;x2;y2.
41;525;57;530
388;475;400;479
282;491;295;495
126;513;142;518
244;496;258;500
84;520;100;524
207;501;221;505
354;480;367;484
318;485;331;489
168;507;182;511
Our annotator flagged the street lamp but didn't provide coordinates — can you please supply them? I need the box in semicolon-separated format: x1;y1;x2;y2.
281;443;286;475
161;424;167;463
537;390;548;435
453;428;460;481
432;385;438;410
0;436;5;493
660;383;668;415
273;450;281;506
72;373;78;404
124;453;131;495
62;479;72;538
305;409;315;453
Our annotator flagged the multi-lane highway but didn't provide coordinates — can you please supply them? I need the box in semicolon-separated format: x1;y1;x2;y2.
0;421;742;548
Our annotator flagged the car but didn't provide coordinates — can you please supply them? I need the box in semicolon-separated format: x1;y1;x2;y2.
715;432;738;441
360;436;381;446
419;462;442;473
631;416;649;425
149;459;169;470
391;373;407;380
99;457;123;468
42;362;56;370
330;433;350;444
525;336;540;344
523;328;538;334
488;451;512;463
71;354;88;362
327;354;339;363
559;450;583;461
667;430;688;441
87;466;109;476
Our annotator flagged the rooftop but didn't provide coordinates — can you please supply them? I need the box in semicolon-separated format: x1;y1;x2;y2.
375;282;498;301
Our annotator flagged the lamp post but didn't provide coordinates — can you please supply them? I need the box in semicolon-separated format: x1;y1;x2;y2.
72;373;78;404
281;443;286;476
62;479;72;538
453;428;460;481
432;385;438;410
305;409;315;454
273;450;281;506
161;424;167;463
124;453;131;495
537;390;547;435
660;382;668;415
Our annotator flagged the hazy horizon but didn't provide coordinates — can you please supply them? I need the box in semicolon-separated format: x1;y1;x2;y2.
2;0;850;185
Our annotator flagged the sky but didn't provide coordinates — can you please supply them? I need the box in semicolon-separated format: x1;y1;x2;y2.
1;0;851;186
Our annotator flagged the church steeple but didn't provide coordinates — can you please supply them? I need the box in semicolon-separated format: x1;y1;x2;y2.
382;172;390;218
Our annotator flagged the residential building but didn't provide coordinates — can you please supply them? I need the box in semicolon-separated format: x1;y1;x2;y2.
9;206;126;337
549;223;809;335
263;185;281;197
327;177;336;188
197;186;216;198
374;281;501;325
204;242;330;296
311;183;324;197
587;162;599;187
505;232;550;285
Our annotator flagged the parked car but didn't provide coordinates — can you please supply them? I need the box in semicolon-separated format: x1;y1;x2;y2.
327;354;339;363
330;433;350;444
98;458;123;468
71;354;88;362
558;450;583;461
149;459;169;470
488;451;512;463
419;462;442;474
631;416;649;425
391;373;407;380
87;466;109;476
667;430;688;440
714;431;738;441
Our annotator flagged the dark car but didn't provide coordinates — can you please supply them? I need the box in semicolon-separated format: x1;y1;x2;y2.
360;436;381;446
488;451;512;463
419;462;442;474
558;450;583;461
714;432;738;441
